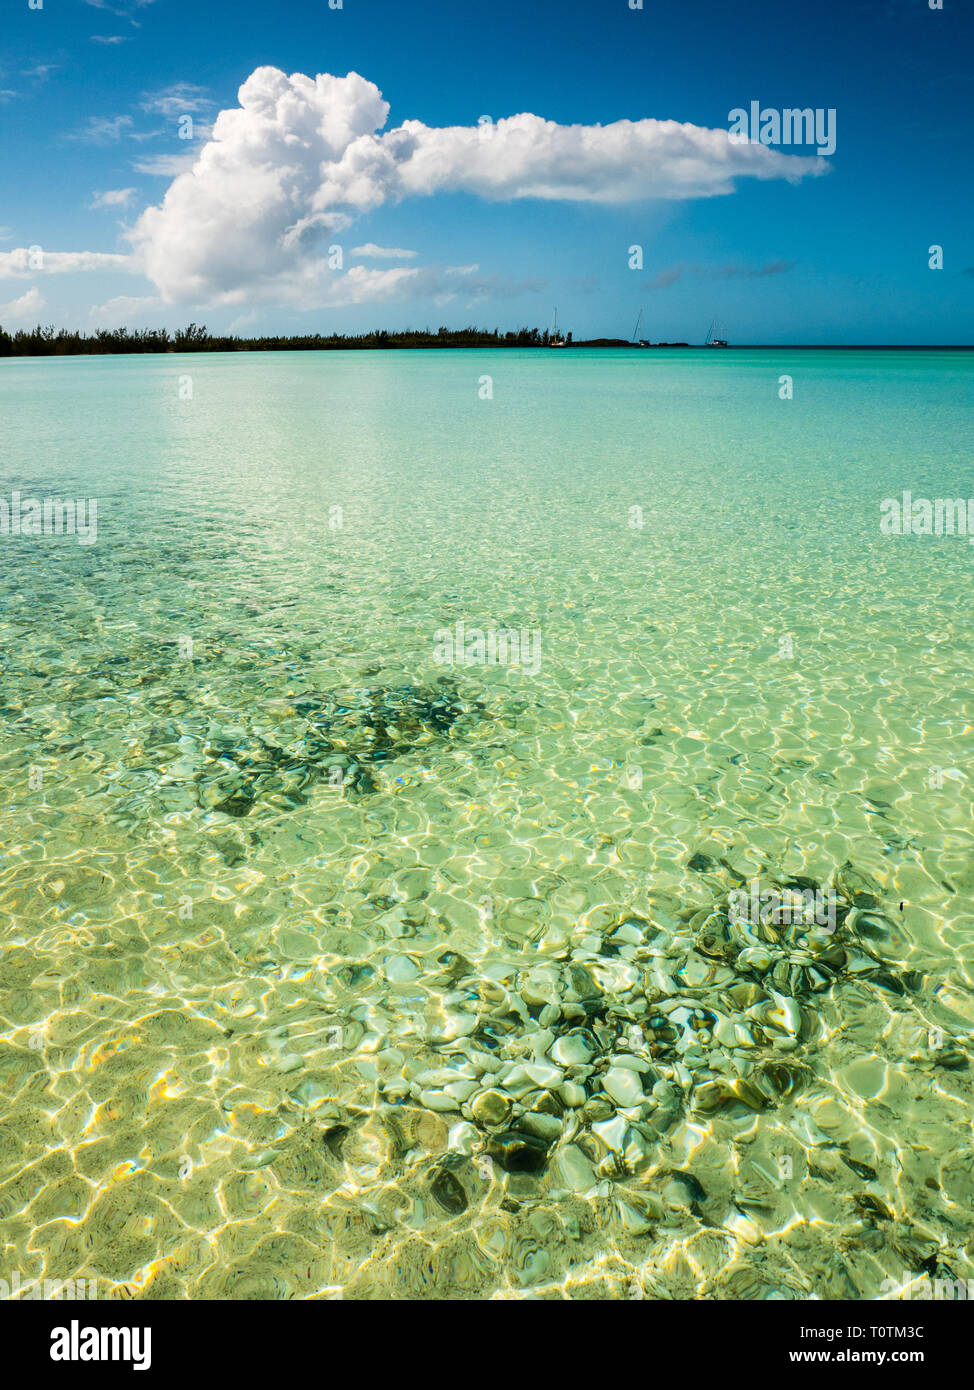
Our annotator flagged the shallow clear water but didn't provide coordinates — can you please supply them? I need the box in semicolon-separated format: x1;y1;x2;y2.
1;348;973;1300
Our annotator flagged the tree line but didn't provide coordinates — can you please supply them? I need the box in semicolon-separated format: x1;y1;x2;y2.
0;323;571;357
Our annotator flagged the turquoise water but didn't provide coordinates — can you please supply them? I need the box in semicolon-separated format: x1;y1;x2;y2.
1;348;973;1300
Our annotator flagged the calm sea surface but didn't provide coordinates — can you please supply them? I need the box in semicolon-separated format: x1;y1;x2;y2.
1;348;973;1299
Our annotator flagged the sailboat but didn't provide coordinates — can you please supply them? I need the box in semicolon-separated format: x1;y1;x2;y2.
548;307;567;347
705;318;729;347
631;310;651;347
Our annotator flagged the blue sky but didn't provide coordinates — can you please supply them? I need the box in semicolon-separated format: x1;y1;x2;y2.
0;0;971;342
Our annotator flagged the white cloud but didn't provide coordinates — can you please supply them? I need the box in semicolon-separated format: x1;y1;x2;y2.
391;115;821;204
352;243;419;260
140;83;212;118
250;262;540;310
318;264;423;305
71;114;134;143
89;187;137;209
84;0;158;15
89;294;159;322
132;152;197;176
91;35;130;44
228;309;259;334
128;65;827;306
0;249;135;277
0;287;46;321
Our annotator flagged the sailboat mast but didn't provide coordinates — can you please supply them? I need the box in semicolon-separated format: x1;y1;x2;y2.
705;317;728;347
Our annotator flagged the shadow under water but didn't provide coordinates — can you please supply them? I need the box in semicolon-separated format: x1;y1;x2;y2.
195;677;487;817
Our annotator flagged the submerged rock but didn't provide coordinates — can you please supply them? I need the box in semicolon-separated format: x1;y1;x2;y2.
195;676;485;817
556;1144;598;1193
429;1166;468;1216
486;1130;550;1174
381;862;936;1201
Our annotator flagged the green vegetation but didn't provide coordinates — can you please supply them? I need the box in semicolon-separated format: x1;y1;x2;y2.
0;323;568;357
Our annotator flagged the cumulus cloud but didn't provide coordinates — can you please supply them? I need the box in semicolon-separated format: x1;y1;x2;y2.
352;243;419;260
88;293;159;322
89;187;137;209
323;265;424;304
0;287;46;321
0;249;135;277
128;65;827;306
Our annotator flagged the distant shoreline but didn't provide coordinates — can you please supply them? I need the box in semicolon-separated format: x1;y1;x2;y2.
0;322;971;359
0;337;970;360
